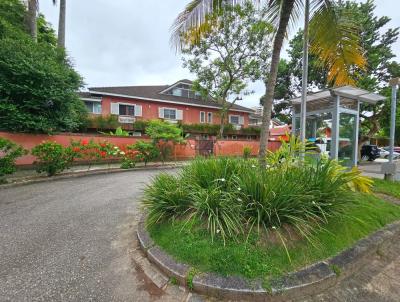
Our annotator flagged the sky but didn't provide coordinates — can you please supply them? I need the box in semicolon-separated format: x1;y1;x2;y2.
38;0;400;109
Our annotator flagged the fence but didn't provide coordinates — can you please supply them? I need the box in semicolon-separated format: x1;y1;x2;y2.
0;131;281;166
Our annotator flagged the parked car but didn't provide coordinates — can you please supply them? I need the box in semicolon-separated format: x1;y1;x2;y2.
361;144;380;161
380;147;400;160
383;146;400;153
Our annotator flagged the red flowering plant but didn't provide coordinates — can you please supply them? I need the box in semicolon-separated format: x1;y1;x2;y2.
119;144;139;169
70;139;116;170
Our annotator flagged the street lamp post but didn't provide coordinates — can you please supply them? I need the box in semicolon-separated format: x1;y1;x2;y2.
382;77;400;180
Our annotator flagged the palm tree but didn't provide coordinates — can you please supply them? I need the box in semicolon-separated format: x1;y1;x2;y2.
57;0;66;48
171;0;366;167
27;0;38;41
26;0;57;42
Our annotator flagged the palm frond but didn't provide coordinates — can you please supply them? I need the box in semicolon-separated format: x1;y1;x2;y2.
170;0;263;51
309;3;367;86
266;0;303;37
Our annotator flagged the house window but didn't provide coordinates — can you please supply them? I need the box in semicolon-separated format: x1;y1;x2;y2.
172;88;183;97
85;101;102;114
163;108;177;120
119;104;135;116
164;83;202;100
207;112;213;123
200;111;206;123
229;115;240;125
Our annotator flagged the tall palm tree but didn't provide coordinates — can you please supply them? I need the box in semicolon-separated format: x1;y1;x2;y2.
57;0;66;48
27;0;56;42
171;0;366;167
27;0;38;41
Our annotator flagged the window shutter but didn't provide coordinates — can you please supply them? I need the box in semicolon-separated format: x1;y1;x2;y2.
158;107;164;118
228;115;232;123
239;116;244;125
134;105;142;117
176;109;183;120
111;103;119;115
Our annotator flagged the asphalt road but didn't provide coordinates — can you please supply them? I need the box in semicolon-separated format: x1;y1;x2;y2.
0;169;169;302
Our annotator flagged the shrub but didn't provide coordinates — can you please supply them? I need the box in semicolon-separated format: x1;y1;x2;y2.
143;154;372;245
90;115;119;131
132;120;149;131
146;120;185;162
31;141;74;176
131;140;159;166
0;137;27;182
101;126;130;136
120;157;136;169
243;146;252;159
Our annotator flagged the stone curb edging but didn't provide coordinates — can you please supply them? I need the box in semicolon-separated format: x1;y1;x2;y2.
0;164;184;190
137;215;400;301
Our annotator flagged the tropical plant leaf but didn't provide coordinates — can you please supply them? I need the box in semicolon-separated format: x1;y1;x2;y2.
309;3;367;85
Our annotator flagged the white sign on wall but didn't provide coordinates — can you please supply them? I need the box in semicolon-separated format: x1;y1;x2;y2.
118;116;135;124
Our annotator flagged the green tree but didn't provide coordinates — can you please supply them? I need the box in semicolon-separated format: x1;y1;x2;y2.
182;2;272;137
0;0;87;133
171;0;366;167
276;0;399;145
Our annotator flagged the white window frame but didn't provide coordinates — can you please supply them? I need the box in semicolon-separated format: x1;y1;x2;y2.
229;114;240;125
163;108;177;120
110;102;142;117
159;107;183;121
207;112;213;123
229;114;244;125
119;103;135;116
200;111;206;123
85;100;102;114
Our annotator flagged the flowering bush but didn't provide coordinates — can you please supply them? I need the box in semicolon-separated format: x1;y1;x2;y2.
69;140;139;169
31;141;74;176
131;140;159;166
0;138;27;182
119;144;139;169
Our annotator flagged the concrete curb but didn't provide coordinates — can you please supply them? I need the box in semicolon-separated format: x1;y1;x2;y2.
137;214;400;301
0;164;183;190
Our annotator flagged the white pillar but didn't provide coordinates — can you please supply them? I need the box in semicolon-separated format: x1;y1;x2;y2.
353;100;360;166
292;112;296;136
331;95;340;160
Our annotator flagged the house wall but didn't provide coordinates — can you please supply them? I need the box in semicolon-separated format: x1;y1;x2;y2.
100;96;250;127
0;132;281;166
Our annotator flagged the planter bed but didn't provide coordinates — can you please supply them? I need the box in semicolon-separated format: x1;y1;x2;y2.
138;193;400;300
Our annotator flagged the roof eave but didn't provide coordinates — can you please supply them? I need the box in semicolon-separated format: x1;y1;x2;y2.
88;90;254;113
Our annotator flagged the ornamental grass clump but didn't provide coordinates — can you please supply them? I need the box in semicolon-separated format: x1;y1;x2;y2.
143;141;373;246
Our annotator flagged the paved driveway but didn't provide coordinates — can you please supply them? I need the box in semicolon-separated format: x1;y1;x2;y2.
2;169;400;302
0;169;172;302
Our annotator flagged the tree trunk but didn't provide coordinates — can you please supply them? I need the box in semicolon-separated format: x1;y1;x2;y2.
57;0;66;48
258;0;296;168
218;112;225;139
27;0;38;41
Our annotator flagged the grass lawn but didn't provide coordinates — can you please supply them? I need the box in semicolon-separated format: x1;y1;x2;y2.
373;179;400;198
148;192;400;284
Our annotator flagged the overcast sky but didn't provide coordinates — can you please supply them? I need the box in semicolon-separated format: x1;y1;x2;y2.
39;0;400;108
